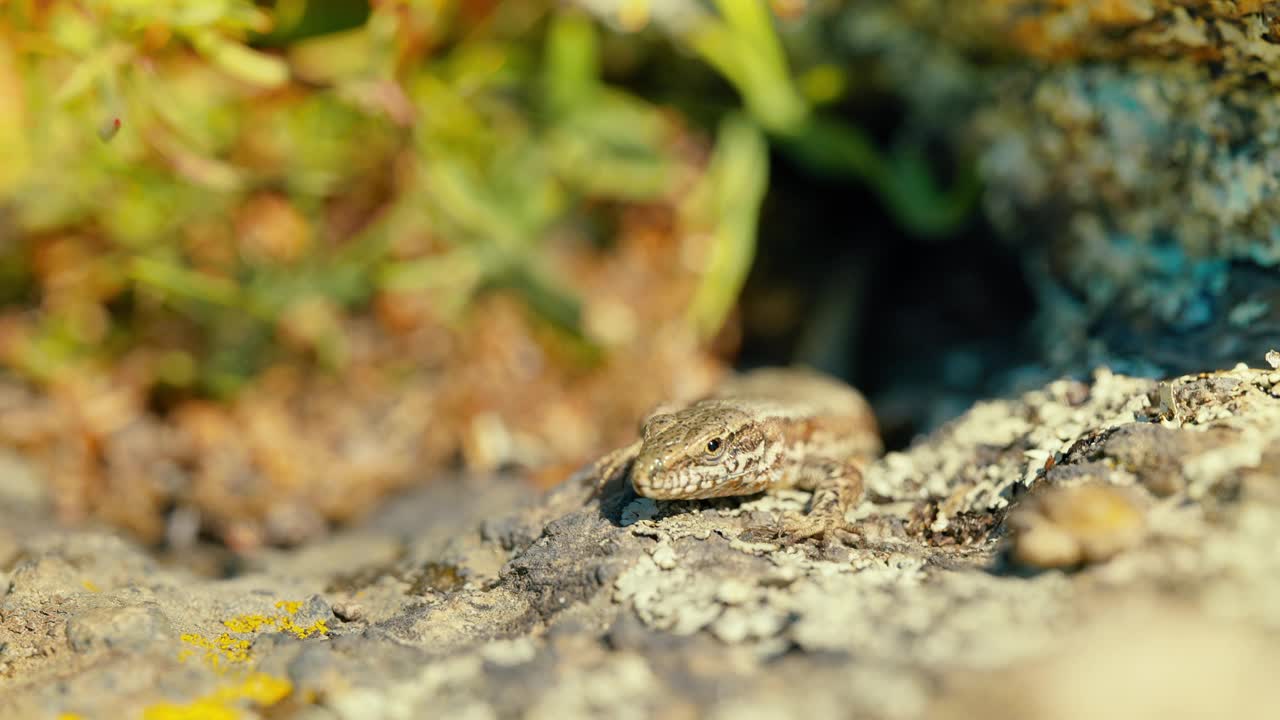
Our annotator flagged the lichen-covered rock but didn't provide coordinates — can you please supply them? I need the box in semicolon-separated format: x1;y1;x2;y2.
842;2;1280;381
893;0;1280;73
2;361;1280;717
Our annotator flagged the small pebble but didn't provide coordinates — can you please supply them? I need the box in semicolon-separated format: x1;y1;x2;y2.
1009;483;1147;569
332;602;365;622
715;579;752;605
650;543;677;570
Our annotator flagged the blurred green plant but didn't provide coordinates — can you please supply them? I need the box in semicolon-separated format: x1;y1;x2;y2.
0;0;976;399
567;0;980;341
1;1;696;393
683;114;768;340
379;9;676;346
681;0;978;238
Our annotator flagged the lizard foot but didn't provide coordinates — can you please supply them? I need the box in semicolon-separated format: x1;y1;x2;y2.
740;511;859;547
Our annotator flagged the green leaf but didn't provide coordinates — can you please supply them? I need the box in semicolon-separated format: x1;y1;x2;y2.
129;256;242;308
190;29;289;88
782;117;979;237
423;154;525;250
686;114;768;339
686;1;808;134
53;44;133;104
543;10;600;117
548;92;672;199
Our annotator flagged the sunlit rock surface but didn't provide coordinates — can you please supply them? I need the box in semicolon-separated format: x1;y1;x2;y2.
4;360;1279;718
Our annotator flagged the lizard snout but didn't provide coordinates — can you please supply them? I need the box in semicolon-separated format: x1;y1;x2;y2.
631;455;666;497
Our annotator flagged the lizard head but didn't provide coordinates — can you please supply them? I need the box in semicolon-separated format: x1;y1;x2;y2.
631;404;771;500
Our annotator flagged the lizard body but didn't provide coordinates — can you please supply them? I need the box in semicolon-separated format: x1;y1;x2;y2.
594;367;881;537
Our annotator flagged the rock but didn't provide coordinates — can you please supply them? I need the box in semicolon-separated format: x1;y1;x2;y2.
840;2;1280;382
1008;483;1147;569
932;600;1280;720
3;366;1280;717
0;451;47;509
65;604;172;653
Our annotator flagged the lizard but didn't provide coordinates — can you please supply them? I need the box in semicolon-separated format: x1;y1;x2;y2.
590;367;882;539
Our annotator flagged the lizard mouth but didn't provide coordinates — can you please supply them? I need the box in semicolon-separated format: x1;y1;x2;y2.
633;480;692;500
630;467;664;498
633;466;760;500
631;464;683;499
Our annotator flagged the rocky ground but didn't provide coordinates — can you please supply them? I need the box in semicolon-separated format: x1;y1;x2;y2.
3;357;1280;719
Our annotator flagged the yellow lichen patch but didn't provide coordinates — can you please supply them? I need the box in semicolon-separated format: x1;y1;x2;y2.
180;599;326;674
274;599;301;615
179;633;253;670
221;614;275;634
143;672;293;720
81;579;100;592
278;615;328;640
220;600;328;640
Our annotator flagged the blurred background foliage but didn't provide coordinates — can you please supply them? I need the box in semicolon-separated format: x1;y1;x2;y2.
0;0;979;548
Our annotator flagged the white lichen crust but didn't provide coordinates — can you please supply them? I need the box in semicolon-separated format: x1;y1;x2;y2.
5;362;1280;718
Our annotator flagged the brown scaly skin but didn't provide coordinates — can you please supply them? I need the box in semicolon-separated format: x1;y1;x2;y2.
592;368;882;540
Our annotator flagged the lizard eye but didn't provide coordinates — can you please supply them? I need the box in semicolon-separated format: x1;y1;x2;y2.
704;438;723;457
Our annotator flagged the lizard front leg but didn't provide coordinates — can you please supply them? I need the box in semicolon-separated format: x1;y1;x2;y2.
785;456;867;541
586;401;682;499
586;438;643;499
